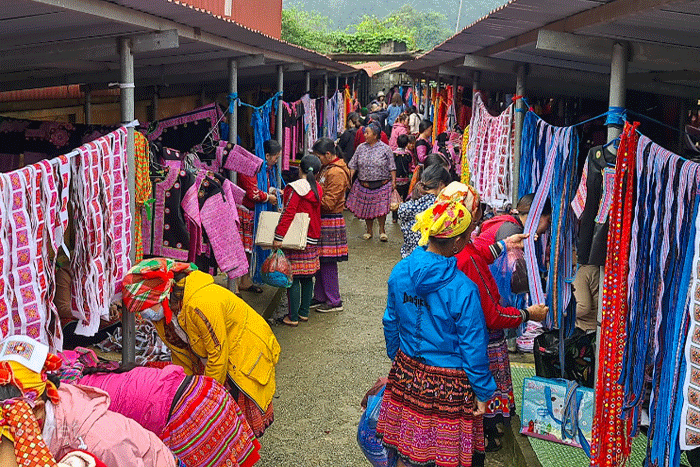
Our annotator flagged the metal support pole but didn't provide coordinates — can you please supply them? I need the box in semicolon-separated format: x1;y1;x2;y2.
323;73;328;138
513;64;527;204
226;58;238;292
83;87;92;124
120;37;136;365
424;81;431;120
276;65;284;188
152;86;159;121
335;75;339;92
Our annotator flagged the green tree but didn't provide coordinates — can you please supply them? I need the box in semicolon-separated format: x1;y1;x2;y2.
388;4;452;51
334;15;415;54
281;4;336;53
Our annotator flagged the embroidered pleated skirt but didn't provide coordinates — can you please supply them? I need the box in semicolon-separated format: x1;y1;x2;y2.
318;214;348;262
284;244;320;278
346;180;392;219
377;350;485;467
162;375;261;467
484;330;515;423
237;206;255;253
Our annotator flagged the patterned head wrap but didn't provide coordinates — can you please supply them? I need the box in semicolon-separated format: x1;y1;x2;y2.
0;336;62;467
413;182;480;246
122;258;197;323
0;336;61;404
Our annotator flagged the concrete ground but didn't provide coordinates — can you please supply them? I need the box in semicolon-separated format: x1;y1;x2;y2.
241;212;524;467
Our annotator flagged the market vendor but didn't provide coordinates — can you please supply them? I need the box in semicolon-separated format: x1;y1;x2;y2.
122;258;281;438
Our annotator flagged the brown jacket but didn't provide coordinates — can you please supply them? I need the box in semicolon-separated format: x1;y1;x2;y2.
319;158;351;214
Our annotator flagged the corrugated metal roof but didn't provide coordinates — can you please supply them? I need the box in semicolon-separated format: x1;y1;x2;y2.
0;0;353;92
400;0;700;98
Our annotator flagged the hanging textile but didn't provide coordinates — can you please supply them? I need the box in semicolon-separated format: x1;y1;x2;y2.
326;91;339;140
590;122;639;467
619;134;700;467
134;132;151;262
461;125;470;184
301;94;318;149
518;111;547;198
336;91;345;137
344;87;352;129
681;195;700;452
147;104;222;154
520;115;578;334
0;153;70;350
243;94;282;283
0;117;116;171
70;128;131;337
467;92;514;209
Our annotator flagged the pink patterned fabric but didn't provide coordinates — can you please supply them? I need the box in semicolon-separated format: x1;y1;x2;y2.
222;144;262;178
571;158;588;219
200;193;248;279
71;128;131;336
466;93;514;209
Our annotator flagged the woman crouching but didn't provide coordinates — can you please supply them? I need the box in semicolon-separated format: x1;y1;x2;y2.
378;182;496;467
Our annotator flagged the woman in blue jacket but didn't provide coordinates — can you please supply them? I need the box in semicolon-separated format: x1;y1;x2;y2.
377;182;495;467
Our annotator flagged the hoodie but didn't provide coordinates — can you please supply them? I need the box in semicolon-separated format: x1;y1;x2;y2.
275;179;323;244
383;246;496;402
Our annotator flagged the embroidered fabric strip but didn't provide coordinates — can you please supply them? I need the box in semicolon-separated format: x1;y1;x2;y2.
681;193;700;451
134;131;151;262
521;118;578;332
461;125;470;184
466;92;514;209
301;94;318;148
590;122;639;467
71;128;131;336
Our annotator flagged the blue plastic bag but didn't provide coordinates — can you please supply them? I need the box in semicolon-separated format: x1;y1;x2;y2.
260;249;293;288
357;384;397;467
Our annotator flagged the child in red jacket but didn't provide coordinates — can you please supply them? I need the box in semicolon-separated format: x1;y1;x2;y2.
274;155;323;326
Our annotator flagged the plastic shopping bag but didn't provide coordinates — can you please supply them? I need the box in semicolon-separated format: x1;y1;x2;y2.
389;189;402;211
357;381;397;467
261;249;293;288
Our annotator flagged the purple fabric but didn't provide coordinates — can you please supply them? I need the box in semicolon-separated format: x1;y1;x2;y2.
223;178;246;206
222;145;263;177
313;261;342;306
200;192;249;279
348;141;396;182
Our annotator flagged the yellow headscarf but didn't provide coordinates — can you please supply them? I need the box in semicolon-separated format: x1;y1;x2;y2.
412;182;481;246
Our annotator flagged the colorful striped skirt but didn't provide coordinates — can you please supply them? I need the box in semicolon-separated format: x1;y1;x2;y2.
162;375;261;467
484;330;515;421
284;244;320;278
237;206;254;253
377;350;485;467
346;180;392;219
237;392;275;439
319;214;348;262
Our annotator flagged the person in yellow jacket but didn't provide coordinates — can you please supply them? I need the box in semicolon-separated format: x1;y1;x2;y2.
122;259;280;438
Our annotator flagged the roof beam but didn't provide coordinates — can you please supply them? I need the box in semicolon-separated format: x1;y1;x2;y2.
476;0;679;57
437;65;465;78
29;0;343;71
536;30;700;72
461;55;517;74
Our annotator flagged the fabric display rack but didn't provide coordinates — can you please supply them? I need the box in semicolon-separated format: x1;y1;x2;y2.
0;118;131;352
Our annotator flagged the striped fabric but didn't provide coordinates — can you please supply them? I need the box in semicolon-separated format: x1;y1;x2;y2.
318;214;348;261
377;350;484;467
284;244;320;278
163;375;261;467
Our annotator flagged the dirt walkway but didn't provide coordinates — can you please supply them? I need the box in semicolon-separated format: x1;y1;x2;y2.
255;213;513;466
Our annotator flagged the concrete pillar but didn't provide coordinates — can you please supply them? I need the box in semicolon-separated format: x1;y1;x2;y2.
424;81;431;120
83;87;92;125
152;86;159;121
335;75;339;92
513;64;527;203
276;65;284;188
119;37;136;365
594;40;628;392
607;42;628;143
472;70;481;96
